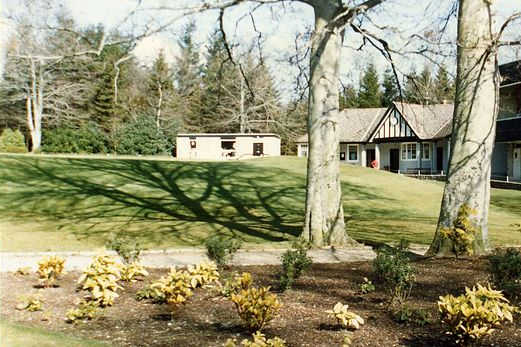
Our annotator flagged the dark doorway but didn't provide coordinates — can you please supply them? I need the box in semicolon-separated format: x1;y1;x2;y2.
366;149;376;167
390;149;400;172
253;143;264;156
437;147;444;172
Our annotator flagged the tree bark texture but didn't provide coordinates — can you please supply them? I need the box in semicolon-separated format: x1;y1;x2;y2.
427;0;498;256
27;58;44;152
303;2;352;246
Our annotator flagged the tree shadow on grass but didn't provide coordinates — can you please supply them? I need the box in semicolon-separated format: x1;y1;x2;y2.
0;156;421;248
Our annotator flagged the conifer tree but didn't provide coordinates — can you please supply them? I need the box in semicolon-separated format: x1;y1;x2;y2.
435;64;455;103
381;70;399;107
358;63;381;108
339;84;358;109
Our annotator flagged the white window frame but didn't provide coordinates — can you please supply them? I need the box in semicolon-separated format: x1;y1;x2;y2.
401;143;417;161
421;143;430;160
347;144;359;162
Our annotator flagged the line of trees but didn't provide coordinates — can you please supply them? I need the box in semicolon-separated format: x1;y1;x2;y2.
339;63;455;109
0;9;306;155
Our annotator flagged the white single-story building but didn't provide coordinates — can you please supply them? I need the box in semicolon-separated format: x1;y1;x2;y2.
176;133;280;160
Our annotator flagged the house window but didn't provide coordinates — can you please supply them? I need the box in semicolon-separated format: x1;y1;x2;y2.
401;143;417;160
348;145;358;161
422;143;430;160
300;144;308;157
190;140;197;149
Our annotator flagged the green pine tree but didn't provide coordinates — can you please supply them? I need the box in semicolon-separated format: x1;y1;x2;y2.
358;63;382;108
381;70;399;107
339;84;358;110
435;64;454;103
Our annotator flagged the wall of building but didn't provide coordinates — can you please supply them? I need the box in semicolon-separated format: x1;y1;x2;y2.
492;142;508;178
177;135;280;160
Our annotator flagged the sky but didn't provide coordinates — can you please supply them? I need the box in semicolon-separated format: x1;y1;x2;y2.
1;0;520;98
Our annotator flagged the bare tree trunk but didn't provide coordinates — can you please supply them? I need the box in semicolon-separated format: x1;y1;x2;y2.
240;72;246;133
302;3;353;247
156;81;163;128
427;0;498;256
27;58;43;152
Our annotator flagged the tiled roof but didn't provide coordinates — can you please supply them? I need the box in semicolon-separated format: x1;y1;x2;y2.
296;107;387;143
392;102;454;140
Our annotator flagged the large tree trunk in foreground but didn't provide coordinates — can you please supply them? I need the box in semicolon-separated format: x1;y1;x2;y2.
302;3;353;247
427;0;498;256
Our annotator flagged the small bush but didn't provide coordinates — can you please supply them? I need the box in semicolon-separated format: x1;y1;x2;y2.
279;241;312;291
120;262;149;282
205;236;241;267
359;277;375;294
489;247;521;299
221;272;253;297
112;115;170;155
390;304;431;326
186;261;220;288
438;283;515;344
326;302;364;330
77;255;123;307
224;331;287;347
42;123;107;154
373;248;415;305
149;267;194;306
16;295;43;312
440;204;479;257
231;286;281;331
0;128;27;153
66;300;99;323
37;255;65;287
106;235;143;264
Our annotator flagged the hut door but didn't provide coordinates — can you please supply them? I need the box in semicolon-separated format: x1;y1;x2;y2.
253;143;264;156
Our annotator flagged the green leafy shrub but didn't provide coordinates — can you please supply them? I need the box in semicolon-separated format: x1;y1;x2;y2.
440;204;479;257
0;128;27;153
42;123;107;153
390;304;431;326
37;255;66;287
359;277;375;294
438;283;515;344
77;255;123;307
66;300;99;323
231;286;281;331
112;115;169;155
221;272;253;297
326;302;364;330
16;295;43;312
224;331;287;347
489;247;521;299
205;236;241;267
373;248;415;305
106;235;143;264
279;241;312;291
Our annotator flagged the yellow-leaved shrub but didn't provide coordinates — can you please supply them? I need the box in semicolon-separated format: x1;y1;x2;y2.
66;300;99;323
326;302;364;330
439;204;478;257
149;267;194;306
224;331;287;347
187;261;220;288
77;255;123;307
121;262;149;282
37;255;65;287
438;283;515;343
222;272;253;297
231;286;281;331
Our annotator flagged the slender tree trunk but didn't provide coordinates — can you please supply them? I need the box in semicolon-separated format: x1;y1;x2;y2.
27;58;43;152
156;82;163;128
240;73;246;133
427;0;498;256
302;3;353;246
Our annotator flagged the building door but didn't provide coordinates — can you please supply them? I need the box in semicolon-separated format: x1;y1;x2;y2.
514;147;521;180
253;143;264;156
437;147;444;173
390;149;400;172
366;149;376;167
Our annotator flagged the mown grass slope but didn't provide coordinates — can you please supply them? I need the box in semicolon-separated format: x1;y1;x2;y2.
0;155;519;251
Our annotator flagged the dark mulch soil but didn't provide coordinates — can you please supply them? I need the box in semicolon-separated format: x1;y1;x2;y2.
1;257;520;346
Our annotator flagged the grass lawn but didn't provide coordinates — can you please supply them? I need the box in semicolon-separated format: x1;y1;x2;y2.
0;154;520;251
0;320;107;346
